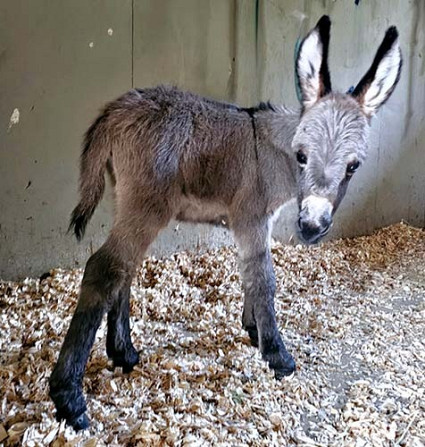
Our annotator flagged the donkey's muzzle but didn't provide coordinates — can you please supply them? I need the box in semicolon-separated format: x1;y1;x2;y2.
297;195;333;244
297;216;332;245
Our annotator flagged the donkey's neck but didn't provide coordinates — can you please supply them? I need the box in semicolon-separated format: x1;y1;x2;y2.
254;106;301;210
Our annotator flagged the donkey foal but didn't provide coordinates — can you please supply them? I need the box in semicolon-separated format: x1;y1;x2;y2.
49;16;402;430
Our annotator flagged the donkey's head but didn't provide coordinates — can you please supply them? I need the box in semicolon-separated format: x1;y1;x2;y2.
292;16;402;244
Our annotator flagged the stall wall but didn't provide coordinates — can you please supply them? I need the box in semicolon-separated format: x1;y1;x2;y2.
1;0;424;279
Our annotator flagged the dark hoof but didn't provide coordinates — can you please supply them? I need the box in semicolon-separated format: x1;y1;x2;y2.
49;378;88;431
52;401;89;431
245;326;259;348
67;413;90;431
273;356;296;379
54;403;90;431
111;347;140;373
261;339;296;379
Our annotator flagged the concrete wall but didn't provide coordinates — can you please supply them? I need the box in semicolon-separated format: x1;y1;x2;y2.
1;0;424;280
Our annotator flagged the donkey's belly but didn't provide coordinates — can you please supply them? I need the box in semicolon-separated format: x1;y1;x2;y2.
176;196;229;228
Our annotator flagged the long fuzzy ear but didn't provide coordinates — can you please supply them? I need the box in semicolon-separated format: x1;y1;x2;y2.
296;15;332;111
352;27;402;117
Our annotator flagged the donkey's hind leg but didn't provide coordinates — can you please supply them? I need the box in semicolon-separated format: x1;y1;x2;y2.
49;233;132;430
106;278;139;372
105;200;172;373
49;203;171;430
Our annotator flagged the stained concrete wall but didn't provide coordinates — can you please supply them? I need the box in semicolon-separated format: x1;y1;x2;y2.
1;0;424;280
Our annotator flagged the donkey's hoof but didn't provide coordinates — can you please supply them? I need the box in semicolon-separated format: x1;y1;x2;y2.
68;413;90;431
54;406;90;431
49;379;88;431
246;327;259;348
268;353;296;379
267;354;296;379
112;347;140;373
261;339;296;379
273;357;296;379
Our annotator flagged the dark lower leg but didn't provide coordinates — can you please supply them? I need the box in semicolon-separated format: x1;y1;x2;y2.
49;244;127;429
255;300;295;378
106;282;139;372
242;299;258;347
49;289;105;430
240;251;296;378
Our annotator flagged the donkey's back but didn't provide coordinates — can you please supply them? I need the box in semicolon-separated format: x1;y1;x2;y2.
106;84;255;182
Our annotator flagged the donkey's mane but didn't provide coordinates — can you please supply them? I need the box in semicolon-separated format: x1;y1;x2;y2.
243;101;277;116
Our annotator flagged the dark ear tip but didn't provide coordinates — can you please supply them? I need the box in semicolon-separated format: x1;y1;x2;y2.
316;15;331;30
385;26;399;43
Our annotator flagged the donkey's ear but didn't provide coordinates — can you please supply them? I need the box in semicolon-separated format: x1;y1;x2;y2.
296;15;332;111
352;27;402;117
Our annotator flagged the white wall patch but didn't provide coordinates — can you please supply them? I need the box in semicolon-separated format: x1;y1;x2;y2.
8;108;20;132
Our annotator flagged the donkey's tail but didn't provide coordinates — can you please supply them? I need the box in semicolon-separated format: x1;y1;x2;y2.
69;113;111;241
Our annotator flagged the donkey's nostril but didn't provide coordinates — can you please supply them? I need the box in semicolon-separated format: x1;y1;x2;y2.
298;218;331;244
320;213;332;229
297;217;303;230
299;220;321;237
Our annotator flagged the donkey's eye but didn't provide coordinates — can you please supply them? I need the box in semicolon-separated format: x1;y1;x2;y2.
346;160;360;175
296;150;308;166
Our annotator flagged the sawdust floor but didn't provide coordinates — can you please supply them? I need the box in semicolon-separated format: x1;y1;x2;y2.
1;223;424;447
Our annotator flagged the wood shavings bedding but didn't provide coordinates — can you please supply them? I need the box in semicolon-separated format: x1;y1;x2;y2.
0;223;424;446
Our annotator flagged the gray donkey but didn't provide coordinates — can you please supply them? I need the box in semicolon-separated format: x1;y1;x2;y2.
49;16;402;430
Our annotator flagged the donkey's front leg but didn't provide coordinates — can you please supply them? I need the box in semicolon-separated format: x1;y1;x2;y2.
234;219;296;378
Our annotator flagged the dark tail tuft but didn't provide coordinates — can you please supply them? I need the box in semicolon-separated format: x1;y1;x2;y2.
69;111;110;241
69;204;93;241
